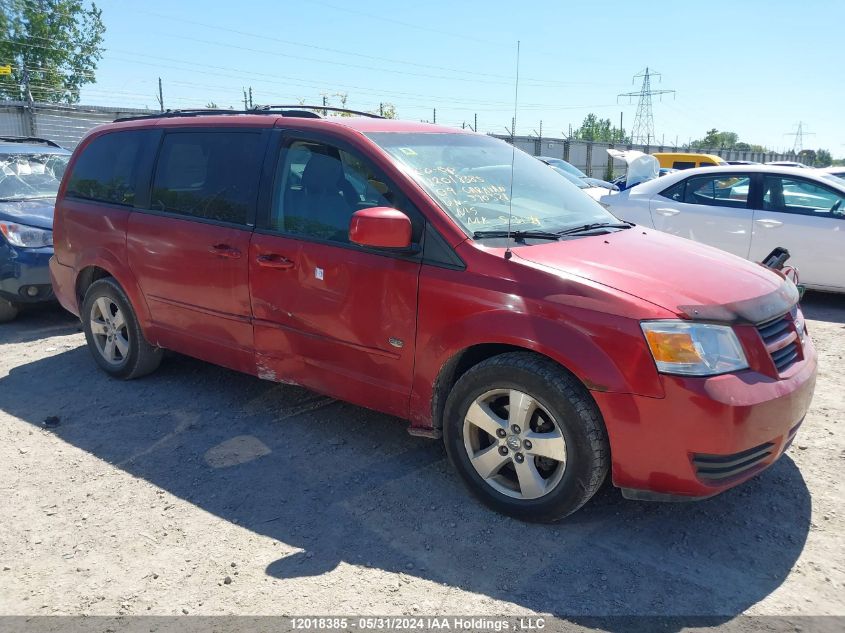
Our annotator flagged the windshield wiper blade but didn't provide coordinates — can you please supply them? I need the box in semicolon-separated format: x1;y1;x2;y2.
556;222;633;236
473;229;561;241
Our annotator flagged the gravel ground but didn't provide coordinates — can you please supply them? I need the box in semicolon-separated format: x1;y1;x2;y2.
0;293;843;625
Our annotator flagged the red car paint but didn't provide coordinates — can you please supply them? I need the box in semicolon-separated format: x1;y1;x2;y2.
50;115;817;500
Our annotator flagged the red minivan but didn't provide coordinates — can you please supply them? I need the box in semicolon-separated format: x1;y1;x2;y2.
50;109;817;521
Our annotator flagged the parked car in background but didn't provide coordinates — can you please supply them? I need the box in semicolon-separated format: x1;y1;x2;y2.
766;161;811;168
0;136;71;322
537;156;618;191
51;111;816;521
652;152;726;170
540;160;616;201
820;166;845;180
601;165;845;292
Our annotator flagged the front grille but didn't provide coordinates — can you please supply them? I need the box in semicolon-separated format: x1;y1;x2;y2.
756;308;801;373
692;441;775;482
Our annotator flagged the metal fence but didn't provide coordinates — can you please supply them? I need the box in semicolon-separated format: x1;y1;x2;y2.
0;101;153;149
0;101;801;174
493;134;800;180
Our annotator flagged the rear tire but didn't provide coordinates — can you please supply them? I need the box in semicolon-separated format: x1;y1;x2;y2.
81;278;163;379
0;297;19;323
443;352;609;522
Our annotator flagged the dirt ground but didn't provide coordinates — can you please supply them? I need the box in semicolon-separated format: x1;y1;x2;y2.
0;293;843;625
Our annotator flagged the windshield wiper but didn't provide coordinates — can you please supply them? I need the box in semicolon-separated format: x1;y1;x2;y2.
556;222;633;236
473;229;561;241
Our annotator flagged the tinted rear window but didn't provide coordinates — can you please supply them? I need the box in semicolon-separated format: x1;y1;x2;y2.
150;131;263;225
65;131;146;206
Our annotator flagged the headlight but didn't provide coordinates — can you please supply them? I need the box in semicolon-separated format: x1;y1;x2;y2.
641;321;748;376
0;221;53;248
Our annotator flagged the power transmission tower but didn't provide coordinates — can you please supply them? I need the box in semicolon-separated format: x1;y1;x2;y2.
785;121;814;153
618;67;674;145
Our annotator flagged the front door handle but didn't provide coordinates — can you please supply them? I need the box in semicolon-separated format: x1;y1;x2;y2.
755;218;783;228
256;254;295;270
654;207;680;216
209;244;242;259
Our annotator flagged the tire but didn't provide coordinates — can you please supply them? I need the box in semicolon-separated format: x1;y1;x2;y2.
443;352;609;522
81;278;163;379
0;297;19;323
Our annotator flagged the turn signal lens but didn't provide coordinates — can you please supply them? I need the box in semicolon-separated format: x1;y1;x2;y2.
644;330;702;364
641;321;748;376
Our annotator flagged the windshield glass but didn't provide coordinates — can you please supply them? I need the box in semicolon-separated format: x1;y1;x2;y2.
0;152;69;201
366;133;615;235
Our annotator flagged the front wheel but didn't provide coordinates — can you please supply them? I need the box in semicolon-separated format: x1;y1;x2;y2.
0;297;19;323
81;278;163;379
443;352;609;522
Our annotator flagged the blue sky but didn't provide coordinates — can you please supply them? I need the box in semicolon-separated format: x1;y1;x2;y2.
82;0;844;157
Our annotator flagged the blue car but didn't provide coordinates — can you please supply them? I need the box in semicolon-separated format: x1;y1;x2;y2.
0;137;71;322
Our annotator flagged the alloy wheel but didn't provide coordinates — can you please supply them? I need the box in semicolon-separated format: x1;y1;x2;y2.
89;297;130;366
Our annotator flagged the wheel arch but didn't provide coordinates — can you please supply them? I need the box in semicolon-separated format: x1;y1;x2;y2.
73;252;152;328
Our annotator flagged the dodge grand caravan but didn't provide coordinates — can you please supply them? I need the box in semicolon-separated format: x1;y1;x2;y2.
50;109;817;521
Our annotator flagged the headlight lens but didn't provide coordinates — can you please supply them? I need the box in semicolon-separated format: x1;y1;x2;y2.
641;321;748;376
0;221;53;248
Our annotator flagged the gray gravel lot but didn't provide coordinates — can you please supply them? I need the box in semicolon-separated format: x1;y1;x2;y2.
0;294;843;625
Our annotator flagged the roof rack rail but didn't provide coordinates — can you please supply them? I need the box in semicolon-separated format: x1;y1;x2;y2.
114;104;384;123
255;104;384;119
0;135;63;148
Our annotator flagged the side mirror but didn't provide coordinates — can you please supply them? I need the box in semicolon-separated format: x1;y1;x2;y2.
349;207;412;250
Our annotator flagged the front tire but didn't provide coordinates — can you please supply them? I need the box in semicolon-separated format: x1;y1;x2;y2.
81;278;163;379
443;352;609;522
0;297;19;323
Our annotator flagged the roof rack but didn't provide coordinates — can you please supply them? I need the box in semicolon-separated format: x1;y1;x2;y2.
114;104;384;123
0;135;63;148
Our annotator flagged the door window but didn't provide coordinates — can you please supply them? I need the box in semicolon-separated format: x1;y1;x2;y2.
150;131;263;225
66;131;147;206
762;176;845;217
269;140;404;242
682;174;750;208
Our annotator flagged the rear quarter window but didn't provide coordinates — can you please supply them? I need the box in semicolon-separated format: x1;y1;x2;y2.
672;161;696;170
150;131;263;225
65;131;146;206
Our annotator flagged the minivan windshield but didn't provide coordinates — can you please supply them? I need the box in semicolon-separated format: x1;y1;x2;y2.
366;133;616;236
0;152;69;201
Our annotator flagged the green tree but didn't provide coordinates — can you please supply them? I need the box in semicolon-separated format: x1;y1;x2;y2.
573;113;628;143
814;149;832;167
379;102;397;119
0;1;105;104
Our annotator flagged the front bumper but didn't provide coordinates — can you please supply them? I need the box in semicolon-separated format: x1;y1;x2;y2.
593;335;817;499
0;242;54;304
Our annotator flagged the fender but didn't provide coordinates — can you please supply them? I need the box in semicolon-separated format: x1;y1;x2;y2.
408;308;664;430
72;246;153;332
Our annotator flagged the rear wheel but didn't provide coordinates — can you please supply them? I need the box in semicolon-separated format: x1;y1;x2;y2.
0;298;19;323
81;278;163;379
443;352;609;522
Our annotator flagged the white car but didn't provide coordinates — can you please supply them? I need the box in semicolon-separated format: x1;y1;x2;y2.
820;166;845;180
600;165;845;292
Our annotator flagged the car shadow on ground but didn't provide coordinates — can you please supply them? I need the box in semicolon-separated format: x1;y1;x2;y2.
0;330;812;627
801;291;845;326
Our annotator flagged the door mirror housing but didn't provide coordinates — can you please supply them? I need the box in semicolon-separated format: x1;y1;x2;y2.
349;207;413;250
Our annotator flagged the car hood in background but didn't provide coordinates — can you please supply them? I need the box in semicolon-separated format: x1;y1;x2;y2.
583;176;619;190
515;227;797;323
0;198;56;230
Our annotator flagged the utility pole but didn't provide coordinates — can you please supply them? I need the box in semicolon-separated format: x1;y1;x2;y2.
157;77;164;112
379;102;383;116
474;112;477;132
321;94;328;116
433;108;436;123
242;87;248;110
618;67;675;145
248;87;253;109
619;111;623;142
21;69;35;136
785;121;814;154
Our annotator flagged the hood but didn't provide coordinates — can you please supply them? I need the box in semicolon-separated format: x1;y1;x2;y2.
0;198;56;230
514;228;797;323
583;176;619;191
